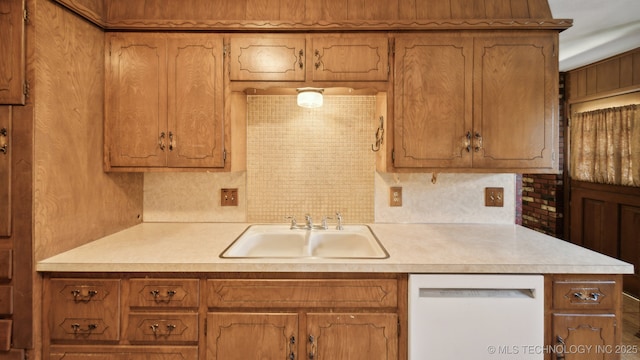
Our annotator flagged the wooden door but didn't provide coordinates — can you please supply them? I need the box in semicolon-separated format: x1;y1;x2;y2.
0;0;25;105
228;35;306;81
307;313;398;360
167;35;225;168
472;33;558;171
206;312;298;360
311;35;389;81
105;33;167;168
393;35;473;168
552;313;617;360
0;107;10;236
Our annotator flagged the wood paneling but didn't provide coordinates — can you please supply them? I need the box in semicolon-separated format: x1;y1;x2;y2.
34;0;143;261
569;181;640;297
567;48;640;102
93;0;566;30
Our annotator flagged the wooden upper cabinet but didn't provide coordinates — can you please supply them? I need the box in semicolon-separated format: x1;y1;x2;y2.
166;36;225;168
228;35;306;81
0;0;26;105
393;31;558;172
311;35;389;81
393;34;473;168
105;33;226;171
106;33;167;168
472;34;558;171
228;34;389;82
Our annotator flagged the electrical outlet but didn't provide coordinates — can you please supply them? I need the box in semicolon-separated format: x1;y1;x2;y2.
485;187;504;207
390;187;402;207
221;188;238;206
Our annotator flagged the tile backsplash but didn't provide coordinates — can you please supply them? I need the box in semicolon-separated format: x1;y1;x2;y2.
246;95;376;223
143;95;515;225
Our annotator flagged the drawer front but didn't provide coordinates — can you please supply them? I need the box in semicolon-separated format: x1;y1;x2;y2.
49;345;199;360
0;319;11;351
553;279;616;310
129;279;199;308
207;279;398;308
0;249;11;280
0;286;12;315
48;279;120;341
126;312;198;343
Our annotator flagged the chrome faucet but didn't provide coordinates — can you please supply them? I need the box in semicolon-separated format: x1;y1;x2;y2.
335;212;344;230
305;214;313;229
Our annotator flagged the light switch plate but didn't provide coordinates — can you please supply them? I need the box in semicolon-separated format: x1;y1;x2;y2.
485;187;504;207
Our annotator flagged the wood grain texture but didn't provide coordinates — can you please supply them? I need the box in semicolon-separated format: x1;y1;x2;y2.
33;0;143;262
89;0;570;30
0;107;10;236
0;0;25;105
567;48;640;103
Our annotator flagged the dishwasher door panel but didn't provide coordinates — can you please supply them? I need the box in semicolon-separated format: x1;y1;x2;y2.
408;274;544;360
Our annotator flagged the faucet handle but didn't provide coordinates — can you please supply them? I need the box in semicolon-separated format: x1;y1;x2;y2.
285;216;297;229
320;216;333;230
335;212;344;230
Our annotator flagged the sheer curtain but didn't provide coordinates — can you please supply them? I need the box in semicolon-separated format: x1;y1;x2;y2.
570;104;640;187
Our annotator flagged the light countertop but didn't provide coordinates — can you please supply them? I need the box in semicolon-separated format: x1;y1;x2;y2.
36;222;634;274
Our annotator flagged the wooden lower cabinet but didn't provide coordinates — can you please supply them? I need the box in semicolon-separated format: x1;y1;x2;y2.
49;345;198;359
206;313;298;360
547;275;622;360
307;313;398;360
43;273;625;360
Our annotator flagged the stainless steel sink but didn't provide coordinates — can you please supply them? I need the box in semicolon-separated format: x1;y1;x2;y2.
220;224;389;259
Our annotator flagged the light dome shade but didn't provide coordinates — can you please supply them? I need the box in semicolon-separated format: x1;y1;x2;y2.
296;88;324;108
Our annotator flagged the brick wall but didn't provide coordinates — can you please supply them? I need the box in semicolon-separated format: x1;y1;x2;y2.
518;73;566;238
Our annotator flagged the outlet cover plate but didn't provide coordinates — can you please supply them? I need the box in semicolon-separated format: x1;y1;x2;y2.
221;188;238;206
390;187;402;207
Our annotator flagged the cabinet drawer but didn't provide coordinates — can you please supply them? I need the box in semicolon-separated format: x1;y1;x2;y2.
0;319;11;351
0;250;11;280
207;279;397;308
50;345;199;359
129;279;199;308
126;312;198;343
0;286;12;315
552;279;616;310
48;279;120;341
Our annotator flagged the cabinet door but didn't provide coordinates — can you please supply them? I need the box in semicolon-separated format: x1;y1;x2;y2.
473;34;558;170
206;313;298;360
552;314;617;360
105;33;167;168
393;35;473;168
228;35;306;81
0;106;10;236
312;35;389;81
307;313;398;360
167;35;225;168
0;0;25;105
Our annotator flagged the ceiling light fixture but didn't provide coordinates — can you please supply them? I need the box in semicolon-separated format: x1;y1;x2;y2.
296;88;324;108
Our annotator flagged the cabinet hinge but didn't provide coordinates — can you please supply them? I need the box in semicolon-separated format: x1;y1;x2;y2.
397;318;401;337
223;149;227;161
23;80;30;98
391;148;395;163
23;6;30;23
552;150;556;162
204;317;207;335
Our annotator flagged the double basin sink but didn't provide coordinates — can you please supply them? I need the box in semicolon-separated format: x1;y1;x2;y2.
220;224;389;259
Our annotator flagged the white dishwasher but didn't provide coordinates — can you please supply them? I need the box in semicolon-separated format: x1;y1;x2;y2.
409;274;544;360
